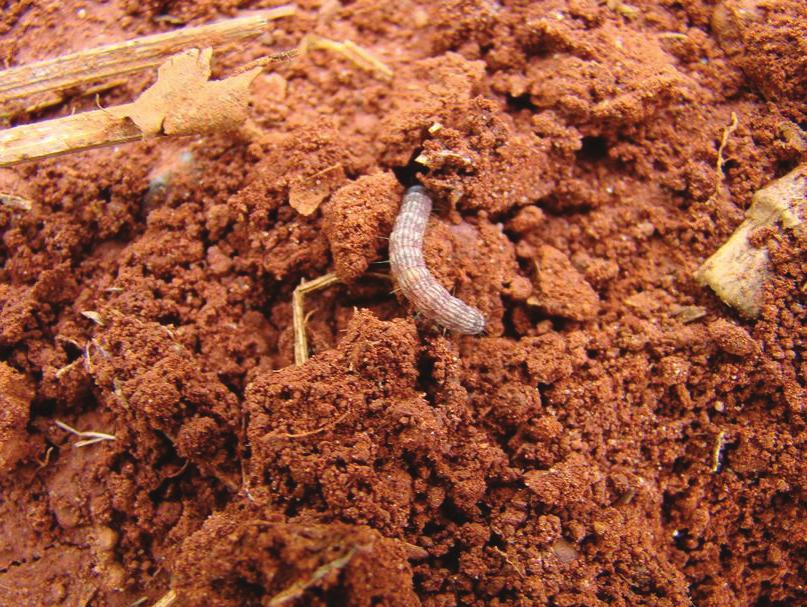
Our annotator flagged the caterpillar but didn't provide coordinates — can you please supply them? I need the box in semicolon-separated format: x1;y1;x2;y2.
389;185;485;335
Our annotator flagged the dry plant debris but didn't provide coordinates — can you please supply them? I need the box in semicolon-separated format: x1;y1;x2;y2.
267;545;365;606
711;430;729;473
0;192;32;210
292;272;341;365
0;6;296;112
123;48;261;137
713;112;740;199
288;162;346;216
53;419;116;448
696;163;806;316
149;590;176;607
0;48;262;167
1;0;805;605
301;34;393;80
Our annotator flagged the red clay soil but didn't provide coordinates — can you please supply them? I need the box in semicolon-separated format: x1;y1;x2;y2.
1;1;805;606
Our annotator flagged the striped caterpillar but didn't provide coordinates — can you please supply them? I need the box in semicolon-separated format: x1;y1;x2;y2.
389;185;485;335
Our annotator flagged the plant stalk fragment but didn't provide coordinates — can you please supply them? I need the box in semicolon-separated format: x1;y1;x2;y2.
0;6;296;106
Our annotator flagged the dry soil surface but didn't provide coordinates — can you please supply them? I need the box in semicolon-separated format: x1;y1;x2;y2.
0;1;805;606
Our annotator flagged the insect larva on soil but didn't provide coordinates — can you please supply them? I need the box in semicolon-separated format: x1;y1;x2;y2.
389;185;485;335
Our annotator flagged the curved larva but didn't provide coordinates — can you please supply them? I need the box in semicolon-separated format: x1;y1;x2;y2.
389;185;486;335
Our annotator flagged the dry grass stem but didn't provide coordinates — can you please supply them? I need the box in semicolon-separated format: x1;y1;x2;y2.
14;79;128;118
54;419;117;448
711;430;728;473
365;271;392;281
293;272;340;365
150;590;177;607
492;546;526;577
0;192;32;210
713;112;739;198
268;546;365;606
670;305;707;324
80;310;105;325
0;6;296;107
302;35;393;80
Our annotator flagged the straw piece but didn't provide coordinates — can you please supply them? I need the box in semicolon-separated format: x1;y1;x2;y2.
293;272;340;365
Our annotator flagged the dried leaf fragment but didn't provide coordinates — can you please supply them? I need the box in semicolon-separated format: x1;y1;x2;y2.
695;163;806;317
288;163;346;216
124;48;261;136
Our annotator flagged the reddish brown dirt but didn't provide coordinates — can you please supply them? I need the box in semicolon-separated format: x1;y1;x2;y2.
1;1;805;606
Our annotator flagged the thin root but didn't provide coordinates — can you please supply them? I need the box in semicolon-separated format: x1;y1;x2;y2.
36;446;54;469
54;419;116;448
492;546;525;577
54;358;81;379
268;545;369;606
273;410;350;439
365;271;392;281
